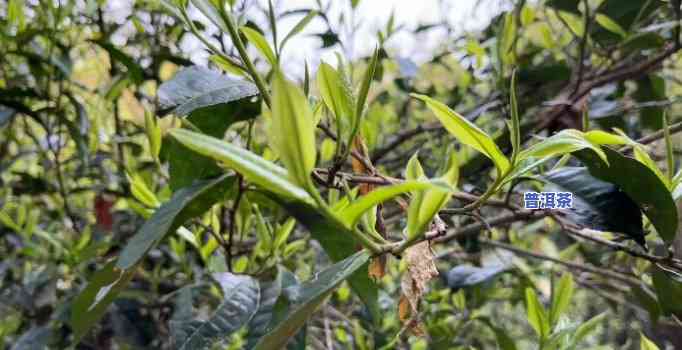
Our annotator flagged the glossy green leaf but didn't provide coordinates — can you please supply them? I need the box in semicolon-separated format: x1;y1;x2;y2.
170;128;314;204
165;101;258;190
271;71;317;189
412;93;510;173
525;288;549;340
544;167;645;246
157;66;258;117
339;180;445;227
70;261;137;342
241;27;278;66
549;272;574;326
245;268;296;349
172;273;260;349
253;251;370;349
519;129;608;165
117;175;232;270
574;147;678;242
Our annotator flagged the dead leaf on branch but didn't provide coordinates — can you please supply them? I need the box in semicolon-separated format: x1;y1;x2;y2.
398;240;439;335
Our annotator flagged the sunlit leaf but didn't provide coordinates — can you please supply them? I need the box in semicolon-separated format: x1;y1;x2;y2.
412;94;510;173
549;272;574;326
241;27;278;66
525;288;550;340
271;71;317;189
170;129;314;204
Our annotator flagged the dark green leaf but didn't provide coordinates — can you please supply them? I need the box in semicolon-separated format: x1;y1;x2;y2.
445;265;509;290
544;167;644;245
117;174;233;269
169;129;314;204
268;198;380;322
164;101;258;190
252;251;370;349
70;261;137;342
157;66;258;116
574;147;678;242
172;273;260;349
651;267;682;316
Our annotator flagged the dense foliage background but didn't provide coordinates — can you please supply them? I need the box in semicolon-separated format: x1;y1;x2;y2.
1;0;682;349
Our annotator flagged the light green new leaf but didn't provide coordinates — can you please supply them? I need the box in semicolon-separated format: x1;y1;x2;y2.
339;180;447;227
406;152;458;238
519;129;608;165
127;172;160;208
280;10;318;51
499;11;517;64
640;333;661;350
356;47;380;120
405;152;426;181
549;272;574;326
596;13;628;38
584;130;628;145
241;27;278;66
271;71;317;189
525;288;550;340
144;111;162;160
412;94;510;173
509;71;521;164
170;128;314;204
317;62;355;132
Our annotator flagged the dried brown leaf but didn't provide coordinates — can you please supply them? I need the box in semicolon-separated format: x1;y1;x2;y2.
398;241;438;335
